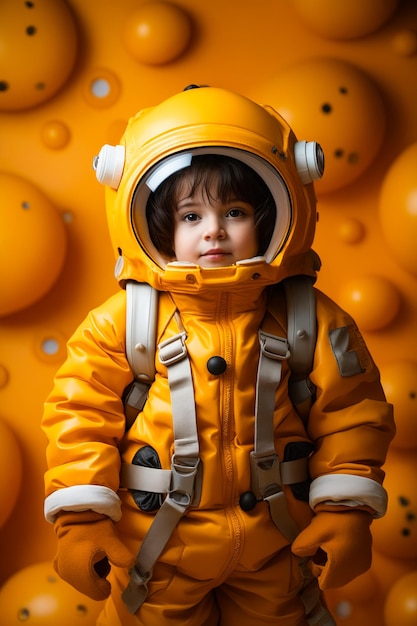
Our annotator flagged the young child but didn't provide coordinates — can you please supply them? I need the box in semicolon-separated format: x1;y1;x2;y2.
42;86;394;626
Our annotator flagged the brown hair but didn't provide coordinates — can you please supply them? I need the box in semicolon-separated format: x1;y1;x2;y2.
145;154;276;259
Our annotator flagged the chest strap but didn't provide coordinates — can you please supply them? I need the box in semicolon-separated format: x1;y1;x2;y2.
122;331;201;615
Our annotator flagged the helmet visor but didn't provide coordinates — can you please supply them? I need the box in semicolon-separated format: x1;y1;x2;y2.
131;147;292;268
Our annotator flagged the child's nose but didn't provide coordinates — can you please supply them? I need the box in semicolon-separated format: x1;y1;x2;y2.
204;216;225;239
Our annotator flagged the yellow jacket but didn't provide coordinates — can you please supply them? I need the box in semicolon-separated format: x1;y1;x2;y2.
43;279;393;542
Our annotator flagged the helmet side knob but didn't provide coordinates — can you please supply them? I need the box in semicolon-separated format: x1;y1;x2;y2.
93;144;125;189
294;141;324;185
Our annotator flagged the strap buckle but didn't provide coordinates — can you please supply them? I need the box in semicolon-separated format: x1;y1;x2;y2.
259;331;290;361
249;451;302;542
122;564;152;615
158;332;187;366
249;450;282;500
169;455;201;507
129;563;152;588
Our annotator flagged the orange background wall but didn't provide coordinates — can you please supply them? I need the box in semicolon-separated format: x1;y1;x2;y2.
0;1;416;624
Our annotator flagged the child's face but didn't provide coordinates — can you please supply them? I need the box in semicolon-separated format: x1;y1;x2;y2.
173;174;259;267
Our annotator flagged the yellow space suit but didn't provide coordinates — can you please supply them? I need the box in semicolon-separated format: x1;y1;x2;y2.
42;86;394;626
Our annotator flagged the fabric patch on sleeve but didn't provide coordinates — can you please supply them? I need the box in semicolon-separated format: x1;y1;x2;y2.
328;324;370;377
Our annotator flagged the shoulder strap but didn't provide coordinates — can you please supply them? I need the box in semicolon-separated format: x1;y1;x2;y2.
248;279;318;541
124;281;159;429
122;282;201;613
282;276;317;424
126;280;158;382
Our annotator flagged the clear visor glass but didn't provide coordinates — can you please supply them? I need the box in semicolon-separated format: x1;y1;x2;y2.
131;147;292;268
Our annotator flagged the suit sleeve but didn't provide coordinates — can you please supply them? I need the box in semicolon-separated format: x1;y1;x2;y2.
306;289;395;517
42;290;134;522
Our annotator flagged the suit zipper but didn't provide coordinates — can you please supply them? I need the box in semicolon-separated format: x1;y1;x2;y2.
219;292;243;571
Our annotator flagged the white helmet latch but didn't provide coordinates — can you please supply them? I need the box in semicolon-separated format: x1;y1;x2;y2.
294;141;325;185
93;144;125;189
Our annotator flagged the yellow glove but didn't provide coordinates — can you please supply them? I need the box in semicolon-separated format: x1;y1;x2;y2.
291;510;373;589
54;510;134;601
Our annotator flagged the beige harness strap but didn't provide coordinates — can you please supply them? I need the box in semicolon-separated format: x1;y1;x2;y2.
122;331;201;615
250;330;307;541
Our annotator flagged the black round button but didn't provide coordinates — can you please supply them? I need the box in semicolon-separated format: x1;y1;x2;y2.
207;356;227;375
239;491;257;512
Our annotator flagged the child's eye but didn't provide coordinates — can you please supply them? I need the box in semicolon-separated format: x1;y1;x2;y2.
182;212;200;222
227;208;245;218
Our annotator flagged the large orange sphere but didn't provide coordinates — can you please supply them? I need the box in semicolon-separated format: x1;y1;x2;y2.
384;570;417;626
251;58;386;194
292;0;399;40
379;360;417;451
0;562;104;626
338;274;401;332
379;142;417;276
0;172;67;317
371;550;417;595
0;418;23;528
372;453;417;560
0;0;78;111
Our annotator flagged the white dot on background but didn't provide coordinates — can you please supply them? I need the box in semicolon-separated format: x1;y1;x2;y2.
335;601;352;618
41;338;60;355
91;78;111;98
61;210;73;223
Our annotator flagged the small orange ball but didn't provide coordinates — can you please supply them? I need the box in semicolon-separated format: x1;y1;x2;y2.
338;274;401;332
41;120;71;149
123;1;192;65
391;30;417;56
338;218;366;244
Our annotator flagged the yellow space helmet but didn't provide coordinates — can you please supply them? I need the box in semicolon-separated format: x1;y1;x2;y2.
94;85;324;292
